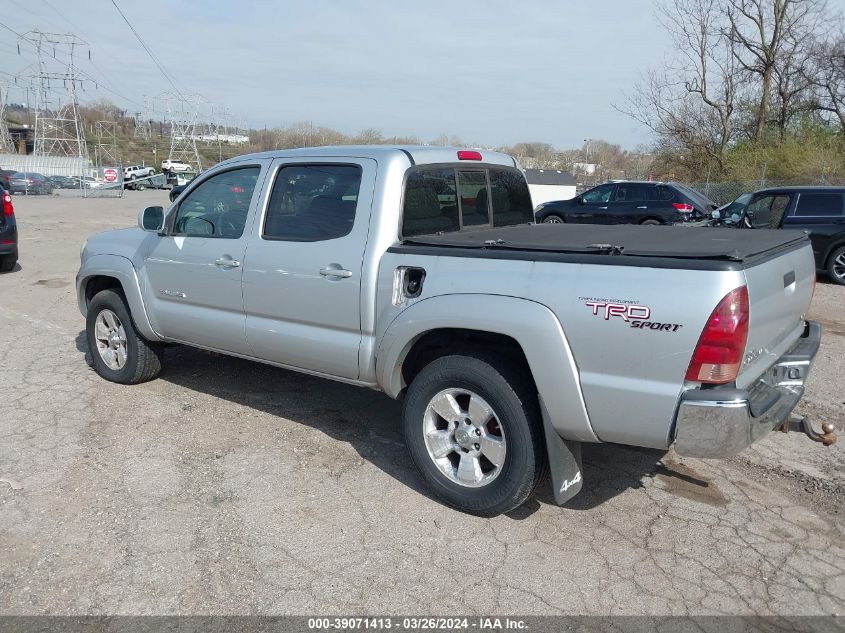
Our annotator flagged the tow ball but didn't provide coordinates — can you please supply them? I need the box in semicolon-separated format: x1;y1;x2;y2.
780;416;837;446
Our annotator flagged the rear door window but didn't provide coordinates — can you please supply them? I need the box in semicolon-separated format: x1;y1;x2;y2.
794;193;844;217
613;184;649;202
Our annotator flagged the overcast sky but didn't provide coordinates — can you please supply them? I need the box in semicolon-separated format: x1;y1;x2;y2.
1;0;840;150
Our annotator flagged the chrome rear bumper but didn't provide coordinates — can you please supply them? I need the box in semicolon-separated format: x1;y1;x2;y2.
672;321;821;458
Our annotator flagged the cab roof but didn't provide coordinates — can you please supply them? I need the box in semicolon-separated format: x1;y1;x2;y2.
218;145;518;169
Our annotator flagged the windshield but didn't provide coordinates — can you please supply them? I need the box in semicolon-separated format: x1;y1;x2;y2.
720;192;753;217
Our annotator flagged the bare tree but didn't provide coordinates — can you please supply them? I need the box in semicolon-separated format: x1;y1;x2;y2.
725;0;827;140
617;0;742;173
807;30;845;131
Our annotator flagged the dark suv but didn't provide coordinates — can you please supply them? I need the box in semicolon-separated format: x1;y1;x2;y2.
712;186;845;285
534;181;716;225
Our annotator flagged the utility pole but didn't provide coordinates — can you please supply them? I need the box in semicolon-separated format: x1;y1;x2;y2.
22;30;89;162
94;120;119;167
133;95;152;140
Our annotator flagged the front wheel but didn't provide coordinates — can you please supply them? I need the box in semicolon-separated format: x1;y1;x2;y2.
827;246;845;286
640;219;662;226
402;354;545;516
542;214;564;224
86;289;163;384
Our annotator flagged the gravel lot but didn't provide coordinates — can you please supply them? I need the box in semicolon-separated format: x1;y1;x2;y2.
0;191;843;616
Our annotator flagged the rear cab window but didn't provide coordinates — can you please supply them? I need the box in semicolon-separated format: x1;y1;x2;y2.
402;165;533;237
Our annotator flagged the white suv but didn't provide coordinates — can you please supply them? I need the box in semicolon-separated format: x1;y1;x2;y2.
161;159;192;173
123;165;155;180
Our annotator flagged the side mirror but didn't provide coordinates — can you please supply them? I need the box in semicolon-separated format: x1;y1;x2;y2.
139;206;164;232
579;196;586;205
711;210;721;220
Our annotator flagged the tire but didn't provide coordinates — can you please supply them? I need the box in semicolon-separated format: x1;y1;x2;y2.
0;255;15;272
135;182;146;191
86;289;163;384
640;219;662;225
827;245;845;286
402;353;545;516
542;214;564;224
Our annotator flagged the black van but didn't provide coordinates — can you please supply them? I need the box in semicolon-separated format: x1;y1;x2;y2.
714;186;845;285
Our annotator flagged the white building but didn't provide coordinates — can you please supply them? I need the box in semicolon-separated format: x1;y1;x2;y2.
523;169;577;208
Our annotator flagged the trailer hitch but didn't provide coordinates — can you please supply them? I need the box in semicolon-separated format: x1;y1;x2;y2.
780;415;837;446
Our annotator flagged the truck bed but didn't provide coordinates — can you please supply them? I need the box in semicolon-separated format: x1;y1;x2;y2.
395;224;810;270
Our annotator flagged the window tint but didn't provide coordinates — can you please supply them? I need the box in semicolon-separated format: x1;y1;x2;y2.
402;169;460;237
650;185;675;201
489;169;534;227
614;183;650;202
582;184;613;203
402;167;532;237
172;167;259;238
263;164;361;242
794;193;844;217
458;170;489;227
747;194;791;228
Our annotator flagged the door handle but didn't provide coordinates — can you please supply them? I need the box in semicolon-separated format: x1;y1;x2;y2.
215;257;241;268
599;206;608;210
636;206;648;209
320;267;352;279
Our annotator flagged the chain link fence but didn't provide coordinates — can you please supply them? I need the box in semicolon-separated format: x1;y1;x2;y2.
681;178;845;206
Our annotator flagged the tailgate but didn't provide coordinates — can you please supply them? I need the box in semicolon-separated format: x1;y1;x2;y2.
738;241;815;389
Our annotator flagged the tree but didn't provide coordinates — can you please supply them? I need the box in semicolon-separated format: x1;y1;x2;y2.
618;0;742;173
725;0;827;141
807;30;845;131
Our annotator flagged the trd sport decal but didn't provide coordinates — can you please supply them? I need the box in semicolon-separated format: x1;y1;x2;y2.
582;299;683;333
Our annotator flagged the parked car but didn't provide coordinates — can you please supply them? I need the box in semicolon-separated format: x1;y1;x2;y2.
77;146;822;516
161;159;192;173
124;165;155;181
0;169;16;190
535;181;717;225
1;185;18;271
709;186;845;285
47;175;79;189
8;172;53;195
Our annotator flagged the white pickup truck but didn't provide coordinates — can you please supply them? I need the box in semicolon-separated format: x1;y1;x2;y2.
77;146;826;515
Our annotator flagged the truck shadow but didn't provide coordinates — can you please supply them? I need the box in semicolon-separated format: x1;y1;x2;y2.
74;334;670;518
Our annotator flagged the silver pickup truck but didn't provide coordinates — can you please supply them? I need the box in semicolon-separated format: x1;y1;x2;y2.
77;146;824;516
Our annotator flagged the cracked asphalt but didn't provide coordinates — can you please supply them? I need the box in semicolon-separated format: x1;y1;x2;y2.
0;191;843;616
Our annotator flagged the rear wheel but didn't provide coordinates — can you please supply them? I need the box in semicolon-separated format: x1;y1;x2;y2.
827;246;845;286
640;218;662;225
135;182;146;191
542;214;564;224
402;354;545;516
86;289;163;384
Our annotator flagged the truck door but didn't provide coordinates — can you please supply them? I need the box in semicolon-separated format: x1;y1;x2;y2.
241;157;377;380
142;162;268;354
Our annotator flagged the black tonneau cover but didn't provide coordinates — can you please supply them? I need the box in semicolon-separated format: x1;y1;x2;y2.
400;224;808;262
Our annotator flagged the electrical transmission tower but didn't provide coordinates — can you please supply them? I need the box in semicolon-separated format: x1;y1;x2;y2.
22;30;89;161
133;95;152;140
94;120;119;166
0;84;14;154
162;92;202;171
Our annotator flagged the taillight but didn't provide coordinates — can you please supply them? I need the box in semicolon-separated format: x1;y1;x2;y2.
457;150;482;161
672;202;694;212
685;286;749;384
2;191;13;217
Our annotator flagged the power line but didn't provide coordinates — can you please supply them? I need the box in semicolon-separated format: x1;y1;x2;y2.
108;0;184;99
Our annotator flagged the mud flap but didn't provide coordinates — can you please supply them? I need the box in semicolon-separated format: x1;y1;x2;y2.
539;397;583;504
